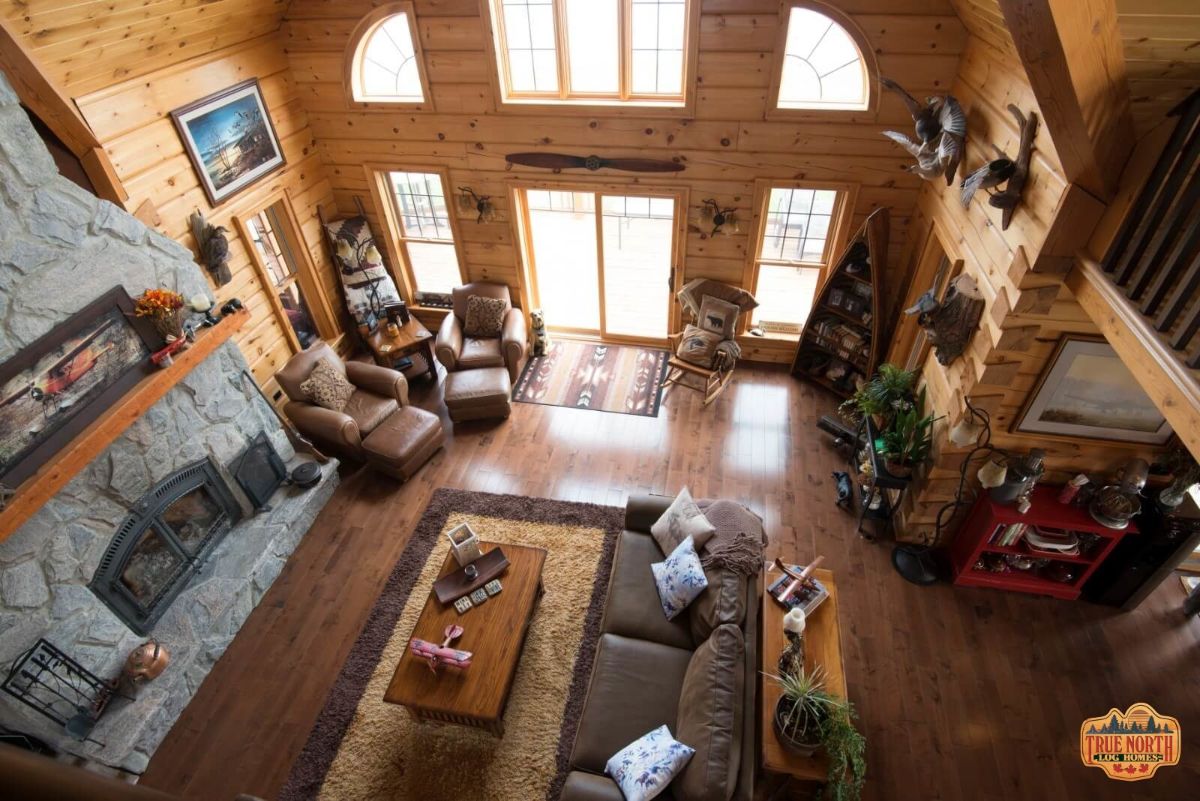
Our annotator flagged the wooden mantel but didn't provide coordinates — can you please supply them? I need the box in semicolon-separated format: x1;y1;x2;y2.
0;310;249;542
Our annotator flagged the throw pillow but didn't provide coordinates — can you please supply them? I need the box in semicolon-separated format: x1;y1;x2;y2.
676;324;722;369
651;536;709;620
464;295;508;337
652;487;717;555
698;295;739;339
300;358;354;412
674;624;745;801
605;724;695;801
676;278;757;318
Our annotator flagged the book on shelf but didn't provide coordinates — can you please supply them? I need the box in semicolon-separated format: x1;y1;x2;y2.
767;566;829;617
989;523;1027;547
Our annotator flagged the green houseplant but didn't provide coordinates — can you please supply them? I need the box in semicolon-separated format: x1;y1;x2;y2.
770;667;867;800
879;387;939;478
840;363;916;427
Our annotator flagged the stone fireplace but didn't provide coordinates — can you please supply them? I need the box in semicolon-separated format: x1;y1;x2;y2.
0;71;338;772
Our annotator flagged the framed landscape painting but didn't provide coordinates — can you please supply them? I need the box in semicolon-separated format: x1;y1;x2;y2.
170;79;285;206
0;287;161;487
1014;335;1173;445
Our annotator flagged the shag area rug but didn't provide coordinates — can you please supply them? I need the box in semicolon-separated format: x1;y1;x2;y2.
513;340;669;417
280;488;623;801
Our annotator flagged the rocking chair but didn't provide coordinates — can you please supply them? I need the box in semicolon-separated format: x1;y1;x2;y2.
662;279;758;407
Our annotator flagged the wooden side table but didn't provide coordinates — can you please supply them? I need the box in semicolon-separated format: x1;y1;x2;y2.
367;318;437;382
759;566;846;789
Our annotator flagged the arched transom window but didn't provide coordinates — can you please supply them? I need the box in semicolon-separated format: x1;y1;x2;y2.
776;6;868;110
350;5;428;103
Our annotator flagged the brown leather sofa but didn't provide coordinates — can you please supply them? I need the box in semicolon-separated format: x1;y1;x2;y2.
275;342;444;480
434;282;527;383
560;495;760;801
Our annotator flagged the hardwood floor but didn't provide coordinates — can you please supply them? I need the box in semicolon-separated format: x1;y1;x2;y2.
139;361;1200;800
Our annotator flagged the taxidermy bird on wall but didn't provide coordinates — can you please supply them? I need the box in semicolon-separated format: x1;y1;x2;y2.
904;274;985;366
959;158;1016;206
879;77;966;184
188;210;232;286
959;105;1038;230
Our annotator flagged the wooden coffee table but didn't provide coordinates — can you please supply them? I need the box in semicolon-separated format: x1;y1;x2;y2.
384;542;546;735
367;317;437;382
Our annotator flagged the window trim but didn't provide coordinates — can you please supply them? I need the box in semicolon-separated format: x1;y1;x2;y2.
480;0;701;114
345;2;435;110
233;191;340;354
766;1;878;121
741;178;858;336
365;164;468;309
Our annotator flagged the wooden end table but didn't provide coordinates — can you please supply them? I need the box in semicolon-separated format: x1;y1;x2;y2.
367;317;437;382
759;566;846;789
384;542;546;735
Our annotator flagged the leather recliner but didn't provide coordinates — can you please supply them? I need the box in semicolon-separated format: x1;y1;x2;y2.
434;282;527;383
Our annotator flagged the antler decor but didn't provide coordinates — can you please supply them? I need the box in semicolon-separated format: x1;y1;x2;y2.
960;104;1037;230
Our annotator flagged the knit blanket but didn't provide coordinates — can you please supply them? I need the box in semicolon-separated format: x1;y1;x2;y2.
697;499;767;576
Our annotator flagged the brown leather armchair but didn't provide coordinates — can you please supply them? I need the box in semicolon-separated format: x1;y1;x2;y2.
275;342;444;479
435;282;527;382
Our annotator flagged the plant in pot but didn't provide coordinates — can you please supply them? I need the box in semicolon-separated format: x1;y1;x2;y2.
839;363;916;429
771;667;867;801
879;387;940;479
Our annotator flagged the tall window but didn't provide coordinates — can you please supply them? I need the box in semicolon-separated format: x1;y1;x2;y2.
752;186;843;333
350;5;428;103
488;0;693;104
385;171;463;304
775;5;868;110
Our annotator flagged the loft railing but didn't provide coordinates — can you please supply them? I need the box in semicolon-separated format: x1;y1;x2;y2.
1101;89;1200;367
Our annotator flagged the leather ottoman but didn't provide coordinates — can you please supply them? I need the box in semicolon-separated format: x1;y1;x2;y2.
361;405;444;480
443;367;512;422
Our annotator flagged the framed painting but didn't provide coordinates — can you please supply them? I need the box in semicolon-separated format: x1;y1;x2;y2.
0;287;161;487
170;79;286;206
1013;335;1173;445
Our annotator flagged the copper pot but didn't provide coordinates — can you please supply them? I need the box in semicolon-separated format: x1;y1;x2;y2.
124;640;170;683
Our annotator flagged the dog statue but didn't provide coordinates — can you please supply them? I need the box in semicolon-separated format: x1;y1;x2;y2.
530;308;550;357
832;471;853;511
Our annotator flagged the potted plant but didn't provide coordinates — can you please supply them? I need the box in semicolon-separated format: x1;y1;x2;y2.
879;387;939;478
134;288;186;342
839;363;916;428
770;668;867;800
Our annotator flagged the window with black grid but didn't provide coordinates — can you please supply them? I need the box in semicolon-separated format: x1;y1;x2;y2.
387;171;463;299
753;186;842;334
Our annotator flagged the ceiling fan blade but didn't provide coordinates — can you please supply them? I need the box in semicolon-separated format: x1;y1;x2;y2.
505;152;588;169
600;158;685;173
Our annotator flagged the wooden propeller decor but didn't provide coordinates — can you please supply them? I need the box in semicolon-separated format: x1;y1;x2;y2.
505;152;684;173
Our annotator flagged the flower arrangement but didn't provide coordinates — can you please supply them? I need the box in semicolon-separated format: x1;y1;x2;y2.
135;288;186;340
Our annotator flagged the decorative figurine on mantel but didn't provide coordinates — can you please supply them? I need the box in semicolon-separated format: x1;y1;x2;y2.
903;273;986;365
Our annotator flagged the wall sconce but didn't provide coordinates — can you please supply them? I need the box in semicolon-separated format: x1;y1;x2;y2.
457;186;496;223
697;198;739;237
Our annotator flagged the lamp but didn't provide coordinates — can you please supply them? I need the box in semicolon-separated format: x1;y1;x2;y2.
949;415;984;447
697;198;739;236
457;186;496;223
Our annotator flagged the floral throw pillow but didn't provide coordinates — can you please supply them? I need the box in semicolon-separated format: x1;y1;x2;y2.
651;536;709;621
300;359;354;412
464;295;508;337
605;724;695;801
651;487;717;556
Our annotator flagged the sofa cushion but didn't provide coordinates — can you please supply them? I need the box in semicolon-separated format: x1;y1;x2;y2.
341;389;398;434
560;771;627;801
570;633;693;775
464;294;508;337
300;358;354;412
602;531;694;651
458;337;506;369
651;536;708;621
688;567;747;646
674;624;745;801
606;724;695;801
651;488;716;556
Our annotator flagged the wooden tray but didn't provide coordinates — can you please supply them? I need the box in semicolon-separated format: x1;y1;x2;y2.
432;548;509;605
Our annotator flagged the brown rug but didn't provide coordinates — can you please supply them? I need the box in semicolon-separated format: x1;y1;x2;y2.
513;340;669;417
279;488;623;801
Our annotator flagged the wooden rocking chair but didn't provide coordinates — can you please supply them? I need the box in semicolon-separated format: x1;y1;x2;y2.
662;279;757;407
663;338;735;406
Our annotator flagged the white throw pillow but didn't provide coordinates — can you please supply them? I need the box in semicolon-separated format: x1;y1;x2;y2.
651;536;709;621
605;724;695;801
651;488;716;556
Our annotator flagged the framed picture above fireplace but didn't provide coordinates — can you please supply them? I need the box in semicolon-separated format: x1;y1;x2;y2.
0;286;161;488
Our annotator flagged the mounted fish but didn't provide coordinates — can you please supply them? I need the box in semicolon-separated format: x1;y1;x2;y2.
960;104;1038;231
879;77;966;184
188;210;232;286
904;273;985;366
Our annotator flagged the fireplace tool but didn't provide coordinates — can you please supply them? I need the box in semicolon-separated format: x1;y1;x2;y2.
239;370;328;464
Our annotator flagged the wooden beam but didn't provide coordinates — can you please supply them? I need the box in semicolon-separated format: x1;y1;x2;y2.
0;17;128;205
998;0;1134;200
1066;257;1200;458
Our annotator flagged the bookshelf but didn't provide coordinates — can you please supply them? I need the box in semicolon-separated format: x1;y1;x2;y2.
950;486;1134;600
791;208;888;399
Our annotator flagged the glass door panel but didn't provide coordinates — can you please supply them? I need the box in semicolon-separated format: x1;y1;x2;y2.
600;195;675;339
527;191;600;332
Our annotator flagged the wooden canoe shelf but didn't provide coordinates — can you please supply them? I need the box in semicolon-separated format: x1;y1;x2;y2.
0;310;249;542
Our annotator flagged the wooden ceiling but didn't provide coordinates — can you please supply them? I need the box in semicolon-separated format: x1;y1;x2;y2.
1;0;289;96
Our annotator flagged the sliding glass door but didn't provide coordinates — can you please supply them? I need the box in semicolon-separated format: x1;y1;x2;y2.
521;189;678;342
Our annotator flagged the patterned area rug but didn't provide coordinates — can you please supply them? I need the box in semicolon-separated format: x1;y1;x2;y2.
279;488;623;801
513;340;669;417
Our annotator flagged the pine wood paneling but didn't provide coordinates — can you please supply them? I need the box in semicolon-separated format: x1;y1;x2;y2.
1115;0;1200;135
